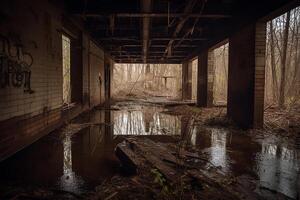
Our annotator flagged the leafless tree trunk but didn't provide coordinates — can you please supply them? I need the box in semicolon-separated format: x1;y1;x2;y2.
270;21;279;102
279;11;291;107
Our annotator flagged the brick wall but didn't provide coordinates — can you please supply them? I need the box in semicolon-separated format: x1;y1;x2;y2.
207;51;215;107
0;1;63;122
0;0;112;161
253;22;267;127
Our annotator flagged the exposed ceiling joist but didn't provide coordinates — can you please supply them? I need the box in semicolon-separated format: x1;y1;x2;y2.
142;0;152;63
71;0;298;64
81;13;231;18
97;37;207;41
163;0;199;58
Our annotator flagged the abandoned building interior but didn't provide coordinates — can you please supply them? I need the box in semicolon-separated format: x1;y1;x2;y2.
0;0;300;199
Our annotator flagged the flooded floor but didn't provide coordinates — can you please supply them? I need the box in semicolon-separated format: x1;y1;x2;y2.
0;102;299;199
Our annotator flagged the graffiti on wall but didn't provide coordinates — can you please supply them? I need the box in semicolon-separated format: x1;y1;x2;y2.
0;35;34;93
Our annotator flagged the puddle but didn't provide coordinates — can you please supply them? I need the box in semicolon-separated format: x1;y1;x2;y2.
113;107;181;136
0;103;299;199
188;127;300;199
0;104;181;195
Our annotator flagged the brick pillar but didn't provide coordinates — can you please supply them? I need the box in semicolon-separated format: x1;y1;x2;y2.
228;22;266;128
253;23;266;127
197;49;214;107
207;51;215;107
182;61;192;100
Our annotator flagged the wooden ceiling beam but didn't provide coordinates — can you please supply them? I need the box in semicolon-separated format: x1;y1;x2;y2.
81;13;231;18
110;50;186;54
97;37;207;41
105;44;197;48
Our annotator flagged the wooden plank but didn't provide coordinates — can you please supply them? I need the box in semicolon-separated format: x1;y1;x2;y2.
115;141;143;173
126;138;181;182
115;138;261;199
127;138;185;166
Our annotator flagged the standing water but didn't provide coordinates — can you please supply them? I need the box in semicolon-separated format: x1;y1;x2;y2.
0;103;299;199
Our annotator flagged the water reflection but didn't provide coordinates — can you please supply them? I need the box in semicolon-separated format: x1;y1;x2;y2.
209;129;229;172
190;126;197;146
113;110;181;135
59;134;84;194
0;104;299;199
191;128;299;199
257;142;299;199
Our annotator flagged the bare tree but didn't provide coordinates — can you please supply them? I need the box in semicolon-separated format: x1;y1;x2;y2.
279;11;291;107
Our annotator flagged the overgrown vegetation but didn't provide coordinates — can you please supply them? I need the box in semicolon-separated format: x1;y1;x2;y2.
112;64;182;99
265;7;300;107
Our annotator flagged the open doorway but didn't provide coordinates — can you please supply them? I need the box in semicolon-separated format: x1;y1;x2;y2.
212;43;229;106
192;58;198;101
61;31;83;106
112;63;182;100
62;34;71;105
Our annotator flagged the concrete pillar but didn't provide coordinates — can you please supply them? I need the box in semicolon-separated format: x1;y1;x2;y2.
197;50;214;107
228;22;266;128
104;55;113;105
182;61;192;100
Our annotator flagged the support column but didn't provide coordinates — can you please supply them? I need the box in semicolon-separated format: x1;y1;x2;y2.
182;61;192;100
104;54;113;105
197;50;214;107
253;23;266;127
228;22;266;128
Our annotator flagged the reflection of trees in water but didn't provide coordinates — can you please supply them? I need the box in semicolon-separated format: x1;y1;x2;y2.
151;113;181;135
209;129;229;172
192;59;198;100
213;43;228;105
257;142;299;199
188;128;229;171
185;126;299;198
62;35;71;104
59;134;84;194
113;110;181;135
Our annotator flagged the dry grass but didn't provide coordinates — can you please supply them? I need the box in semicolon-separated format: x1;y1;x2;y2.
264;104;300;137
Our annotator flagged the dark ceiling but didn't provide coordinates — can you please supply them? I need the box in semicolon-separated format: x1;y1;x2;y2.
66;0;298;63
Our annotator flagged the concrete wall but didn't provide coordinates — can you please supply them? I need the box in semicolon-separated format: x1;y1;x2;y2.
104;54;114;102
89;41;105;107
228;24;255;128
0;0;111;161
197;50;214;107
182;61;192;100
